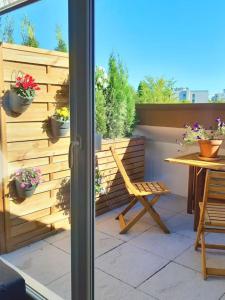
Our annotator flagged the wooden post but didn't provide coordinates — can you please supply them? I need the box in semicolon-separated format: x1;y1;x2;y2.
0;44;7;253
187;166;195;214
194;167;206;231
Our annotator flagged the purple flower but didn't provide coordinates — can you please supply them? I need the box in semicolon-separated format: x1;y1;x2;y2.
216;117;221;123
192;122;200;132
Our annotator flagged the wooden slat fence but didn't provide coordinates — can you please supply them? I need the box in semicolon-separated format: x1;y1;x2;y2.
0;43;145;253
0;43;70;253
96;137;145;216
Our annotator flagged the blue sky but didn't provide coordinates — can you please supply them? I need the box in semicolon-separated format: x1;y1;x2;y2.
2;0;225;95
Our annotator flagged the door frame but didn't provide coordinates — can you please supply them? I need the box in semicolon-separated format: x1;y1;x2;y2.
69;0;95;300
0;1;95;300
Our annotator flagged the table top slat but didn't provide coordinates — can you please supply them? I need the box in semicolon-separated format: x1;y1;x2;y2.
165;153;225;170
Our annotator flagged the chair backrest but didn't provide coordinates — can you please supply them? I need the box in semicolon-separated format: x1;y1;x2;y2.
203;169;225;204
110;147;137;195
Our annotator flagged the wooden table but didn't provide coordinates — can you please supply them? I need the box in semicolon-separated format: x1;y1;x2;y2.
165;153;225;230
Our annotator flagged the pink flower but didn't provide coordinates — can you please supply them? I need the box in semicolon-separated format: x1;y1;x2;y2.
20;182;26;189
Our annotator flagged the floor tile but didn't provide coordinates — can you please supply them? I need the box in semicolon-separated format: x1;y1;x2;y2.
121;289;156;300
175;233;225;272
47;272;71;300
139;262;225;300
95;231;124;258
44;230;70;244
4;243;71;285
166;212;196;239
155;194;187;213
95;268;135;300
130;203;176;224
96;208;121;223
2;240;48;263
130;226;193;260
96;213;153;242
96;243;168;287
52;236;70;254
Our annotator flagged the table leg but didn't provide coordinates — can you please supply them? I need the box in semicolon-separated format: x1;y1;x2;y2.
187;166;195;214
193;167;206;231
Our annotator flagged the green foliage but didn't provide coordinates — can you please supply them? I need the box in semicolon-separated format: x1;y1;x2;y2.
105;54;127;138
21;16;39;48
95;57;136;139
136;77;177;104
55;25;67;52
96;89;107;136
209;98;225;103
0;16;14;43
95;67;108;136
105;54;136;138
124;85;136;136
179;99;192;103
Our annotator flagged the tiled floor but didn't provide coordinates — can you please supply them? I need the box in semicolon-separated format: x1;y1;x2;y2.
2;194;225;300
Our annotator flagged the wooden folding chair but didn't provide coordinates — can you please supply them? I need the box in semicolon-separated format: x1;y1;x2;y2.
110;147;170;234
195;169;225;279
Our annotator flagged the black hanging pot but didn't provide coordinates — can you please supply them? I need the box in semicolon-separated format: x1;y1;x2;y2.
50;117;70;137
9;90;34;114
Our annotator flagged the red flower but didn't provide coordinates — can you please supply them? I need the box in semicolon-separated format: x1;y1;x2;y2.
14;74;40;92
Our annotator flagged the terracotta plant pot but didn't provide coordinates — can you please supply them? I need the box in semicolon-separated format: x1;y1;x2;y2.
9;90;33;114
50;117;70;137
198;139;223;159
15;180;37;199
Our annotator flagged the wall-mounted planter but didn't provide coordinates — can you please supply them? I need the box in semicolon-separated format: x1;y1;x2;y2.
15;180;37;199
8;90;33;114
50;117;70;138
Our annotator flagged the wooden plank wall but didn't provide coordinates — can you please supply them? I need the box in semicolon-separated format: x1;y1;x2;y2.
0;43;145;253
0;43;70;252
96;137;145;216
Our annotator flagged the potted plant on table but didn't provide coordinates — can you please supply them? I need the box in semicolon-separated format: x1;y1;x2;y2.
14;167;42;199
182;117;225;161
9;74;40;113
50;107;70;138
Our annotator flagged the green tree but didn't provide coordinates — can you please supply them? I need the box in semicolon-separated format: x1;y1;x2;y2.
106;54;135;138
124;84;136;136
95;66;107;136
55;25;67;52
21;16;39;48
137;77;177;104
0;16;14;43
96;89;107;135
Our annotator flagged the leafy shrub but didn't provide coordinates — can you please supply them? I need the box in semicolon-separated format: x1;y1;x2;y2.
95;54;136;138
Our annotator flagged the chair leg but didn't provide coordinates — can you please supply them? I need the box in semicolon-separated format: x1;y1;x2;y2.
195;222;203;250
115;198;137;220
119;207;146;234
201;231;207;280
139;196;170;234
